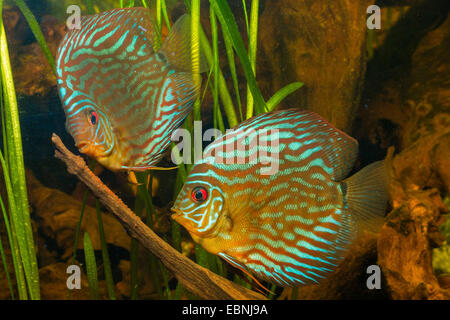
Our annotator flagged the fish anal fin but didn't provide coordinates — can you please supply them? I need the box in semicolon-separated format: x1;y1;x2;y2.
218;252;273;295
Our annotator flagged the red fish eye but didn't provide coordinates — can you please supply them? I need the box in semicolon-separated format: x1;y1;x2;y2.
192;187;208;203
88;111;98;126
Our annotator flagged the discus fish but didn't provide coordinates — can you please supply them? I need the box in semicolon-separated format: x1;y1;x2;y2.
56;8;206;171
172;109;389;287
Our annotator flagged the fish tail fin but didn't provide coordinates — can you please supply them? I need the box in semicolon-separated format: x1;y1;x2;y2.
343;160;389;233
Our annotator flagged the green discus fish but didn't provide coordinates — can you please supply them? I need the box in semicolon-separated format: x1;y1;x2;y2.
172;109;389;287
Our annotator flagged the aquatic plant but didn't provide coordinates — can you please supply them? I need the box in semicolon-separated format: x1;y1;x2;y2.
2;0;304;300
83;232;99;299
0;0;40;300
56;0;303;300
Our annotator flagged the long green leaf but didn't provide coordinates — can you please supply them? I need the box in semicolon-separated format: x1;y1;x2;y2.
161;0;171;32
211;0;266;115
95;200;116;300
83;232;99;300
0;195;14;299
0;155;26;299
222;24;242;122
245;0;259;119
191;0;201;121
0;8;40;299
266;82;304;112
67;160;95;299
198;27;238;128
210;5;224;132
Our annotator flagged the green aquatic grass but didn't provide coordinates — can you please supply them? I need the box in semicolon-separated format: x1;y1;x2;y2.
191;0;201;122
245;0;259;119
266;82;304;112
222;22;242;122
0;0;304;300
211;0;266;115
95;200;116;300
66;189;88;299
66;159;96;300
83;232;100;299
291;287;298;300
210;6;222;131
0;195;14;299
0;0;40;299
130;174;146;299
199;26;238;128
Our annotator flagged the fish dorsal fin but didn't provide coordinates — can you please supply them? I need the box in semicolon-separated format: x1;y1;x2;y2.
160;14;208;73
292;110;359;181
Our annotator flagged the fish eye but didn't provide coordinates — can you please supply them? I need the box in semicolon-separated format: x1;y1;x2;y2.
156;52;166;62
191;186;208;203
88;110;98;126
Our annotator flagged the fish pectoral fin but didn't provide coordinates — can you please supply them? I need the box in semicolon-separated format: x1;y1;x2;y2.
218;252;273;295
160;14;208;73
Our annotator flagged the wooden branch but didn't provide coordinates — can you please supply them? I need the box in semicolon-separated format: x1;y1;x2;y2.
51;133;265;300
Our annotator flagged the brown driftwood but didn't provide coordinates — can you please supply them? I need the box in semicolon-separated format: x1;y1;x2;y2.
258;0;371;131
51;133;265;300
376;132;450;299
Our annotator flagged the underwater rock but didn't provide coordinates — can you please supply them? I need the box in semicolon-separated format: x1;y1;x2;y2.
26;169;131;259
258;0;371;131
3;7;29;51
356;0;450;159
9;11;64;98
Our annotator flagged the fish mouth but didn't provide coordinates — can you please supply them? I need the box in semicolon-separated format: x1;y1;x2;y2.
76;141;91;154
170;207;183;220
170;207;193;229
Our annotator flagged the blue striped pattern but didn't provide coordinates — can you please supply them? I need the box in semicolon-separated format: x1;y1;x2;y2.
172;109;362;287
56;8;199;171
